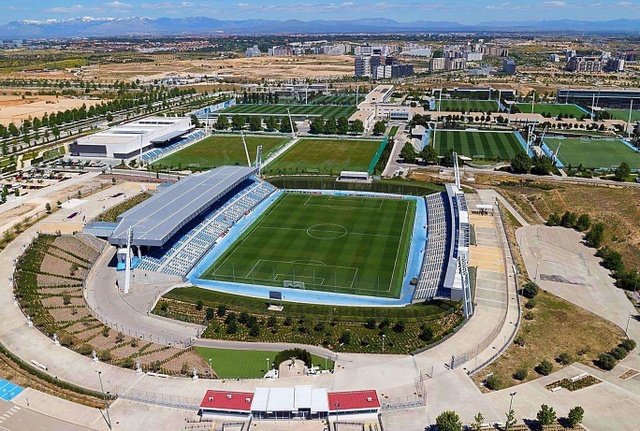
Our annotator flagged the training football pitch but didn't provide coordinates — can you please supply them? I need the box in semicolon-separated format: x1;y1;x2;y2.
436;100;499;112
311;94;358;105
152;135;289;170
202;193;415;298
544;137;640;169
606;109;640;122
433;130;524;160
220;103;356;119
514;103;587;118
264;138;383;175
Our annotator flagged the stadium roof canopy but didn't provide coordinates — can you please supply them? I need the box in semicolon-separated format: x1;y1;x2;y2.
109;165;257;247
150;130;188;144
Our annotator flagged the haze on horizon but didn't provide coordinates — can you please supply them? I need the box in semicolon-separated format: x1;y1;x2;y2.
3;0;640;26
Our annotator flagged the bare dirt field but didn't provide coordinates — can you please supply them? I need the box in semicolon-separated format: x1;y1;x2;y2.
0;95;101;125
77;55;354;82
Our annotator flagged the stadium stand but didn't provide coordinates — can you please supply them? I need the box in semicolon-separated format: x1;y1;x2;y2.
141;129;206;164
137;179;277;277
413;192;450;301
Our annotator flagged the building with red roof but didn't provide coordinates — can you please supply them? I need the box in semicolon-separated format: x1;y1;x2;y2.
327;390;381;415
199;390;254;418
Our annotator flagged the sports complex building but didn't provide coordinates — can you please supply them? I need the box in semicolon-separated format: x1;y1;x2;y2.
86;163;472;311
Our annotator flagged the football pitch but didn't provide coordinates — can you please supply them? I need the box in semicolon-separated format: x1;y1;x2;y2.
514;103;587;118
264;138;383;175
436;100;499;112
202;193;416;298
220;104;356;119
151;135;289;170
311;94;358;105
606;108;640;122
544;137;640;169
434;130;524;160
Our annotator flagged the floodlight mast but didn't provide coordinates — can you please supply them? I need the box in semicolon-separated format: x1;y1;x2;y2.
240;131;251;166
124;226;132;294
287;108;296;139
453;151;461;189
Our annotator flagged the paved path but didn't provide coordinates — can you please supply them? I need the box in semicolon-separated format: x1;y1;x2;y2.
476;188;530;227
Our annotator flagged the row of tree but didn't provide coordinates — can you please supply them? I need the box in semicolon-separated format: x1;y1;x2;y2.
510;152;555;175
213;115;297;134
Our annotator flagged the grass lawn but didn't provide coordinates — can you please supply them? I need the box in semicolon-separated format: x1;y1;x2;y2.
311;95;358;106
436;100;499;112
220;104;356;119
264;138;382;175
202;193;415;298
194;347;333;379
544;137;640;169
514;103;587;118
434;130;523;160
152;135;289;171
473;290;625;391
606;108;640;122
95;192;151;222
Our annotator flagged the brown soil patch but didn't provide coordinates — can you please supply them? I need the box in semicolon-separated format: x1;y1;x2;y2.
47;306;90;322
40;296;85;308
36;273;82;287
0;95;101;126
138;347;181;366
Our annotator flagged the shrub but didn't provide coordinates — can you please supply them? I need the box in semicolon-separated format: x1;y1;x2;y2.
596;353;616;370
98;350;112;362
226;321;238;334
524;311;534;321
195;300;203;311
339;331;352;345
435;410;462;431
513;368;528;381
567;406;584;428
365;318;377;329
378;318;390;330
62;294;71;305
557;352;573;365
205;307;215;321
536;359;554;376
392;321;405;333
216;304;227;317
101;326;110;337
610;346;629;361
525;299;536;309
130;338;139;348
115;332;125;343
418;326;434;343
485;374;502;390
619;339;637;352
121;357;135;369
522;281;539;299
76;344;93;355
514;336;526;347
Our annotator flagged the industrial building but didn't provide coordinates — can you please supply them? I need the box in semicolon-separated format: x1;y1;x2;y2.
69;117;192;161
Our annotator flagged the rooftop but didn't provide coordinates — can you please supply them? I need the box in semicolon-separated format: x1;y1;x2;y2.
200;390;253;412
328;390;380;411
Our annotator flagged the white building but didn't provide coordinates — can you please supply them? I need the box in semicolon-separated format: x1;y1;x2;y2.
464;52;483;62
70;117;192;160
549;54;561;63
245;45;261;57
430;57;446;72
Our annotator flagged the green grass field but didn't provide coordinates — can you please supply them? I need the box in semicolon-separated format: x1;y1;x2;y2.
514;103;587;118
434;130;524;160
606;108;640;122
202;193;415;298
311;94;358;105
264;138;382;175
436;100;499;112
220;104;356;119
544;137;640;169
194;347;333;379
152;135;289;170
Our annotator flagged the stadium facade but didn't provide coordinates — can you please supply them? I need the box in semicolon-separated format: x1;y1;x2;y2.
89;166;471;310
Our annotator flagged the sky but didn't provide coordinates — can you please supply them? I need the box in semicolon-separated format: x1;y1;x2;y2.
3;0;640;24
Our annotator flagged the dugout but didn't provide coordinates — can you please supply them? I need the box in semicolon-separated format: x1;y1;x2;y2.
338;170;371;183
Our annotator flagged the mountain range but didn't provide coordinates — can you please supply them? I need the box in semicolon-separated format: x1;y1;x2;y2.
1;17;640;39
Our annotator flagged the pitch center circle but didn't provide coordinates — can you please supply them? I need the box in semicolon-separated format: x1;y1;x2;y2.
306;223;348;240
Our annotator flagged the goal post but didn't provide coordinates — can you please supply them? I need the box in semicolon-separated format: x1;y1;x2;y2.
283;280;305;289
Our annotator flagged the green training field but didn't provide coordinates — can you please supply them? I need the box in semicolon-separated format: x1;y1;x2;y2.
544;137;640;169
606;108;640;122
264;138;382;175
514;103;587;118
434;130;524;160
436;100;499;112
311;94;358;105
195;347;333;379
202;193;415;298
152;135;289;170
220;104;356;119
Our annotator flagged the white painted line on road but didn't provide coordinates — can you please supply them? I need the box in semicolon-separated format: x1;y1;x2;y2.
476;286;507;294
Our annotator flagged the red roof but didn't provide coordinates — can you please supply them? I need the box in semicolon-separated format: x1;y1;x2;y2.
199;390;254;412
328;390;380;412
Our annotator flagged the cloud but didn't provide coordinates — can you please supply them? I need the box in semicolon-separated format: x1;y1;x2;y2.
45;4;93;14
141;1;193;9
105;1;132;9
543;1;567;6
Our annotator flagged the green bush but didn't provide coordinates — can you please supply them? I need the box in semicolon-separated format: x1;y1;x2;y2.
557;352;573;365
485;374;502;390
619;339;637;352
522;281;539;299
536;359;554;376
596;353;617;370
610;346;629;360
513;368;528;381
274;348;312;368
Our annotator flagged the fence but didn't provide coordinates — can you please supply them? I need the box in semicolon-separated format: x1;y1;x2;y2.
114;386;200;411
267;176;445;196
367;137;389;175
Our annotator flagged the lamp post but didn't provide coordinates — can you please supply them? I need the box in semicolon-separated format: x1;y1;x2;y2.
266;357;270;373
381;334;386;354
505;391;517;431
334;401;340;430
96;370;112;430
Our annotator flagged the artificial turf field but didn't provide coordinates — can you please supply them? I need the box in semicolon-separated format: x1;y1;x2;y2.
151;135;289;170
202;193;415;298
606;108;640;122
311;94;358;105
514;103;587;118
264;138;382;174
544;137;640;169
436;100;499;112
220;103;356;119
434;130;524;160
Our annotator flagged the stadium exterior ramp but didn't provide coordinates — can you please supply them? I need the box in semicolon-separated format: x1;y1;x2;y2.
109;166;257;248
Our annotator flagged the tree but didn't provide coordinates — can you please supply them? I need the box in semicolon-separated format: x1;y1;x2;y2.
372;120;386;136
205;307;215;321
231;115;246;130
522;281;539;299
546;213;561;226
249;116;262;131
531;154;553;175
614;162;630;181
536;359;554;376
575;214;591;232
400;142;417;163
190;114;201;128
309;117;325;134
537;404;557;426
45;202;51;214
215;115;229;130
513;368;528;380
279;117;296;134
505;408;516;429
349;119;364;134
511;152;531;174
324;118;337;134
585;222;605;248
419;145;439;164
485;374;501;390
336;117;349;134
557;352;573;365
339;331;351;345
560;211;578;229
567;406;584;428
471;412;484;431
435;410;462;431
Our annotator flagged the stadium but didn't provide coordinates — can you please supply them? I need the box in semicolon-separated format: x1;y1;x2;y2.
88;165;472;312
